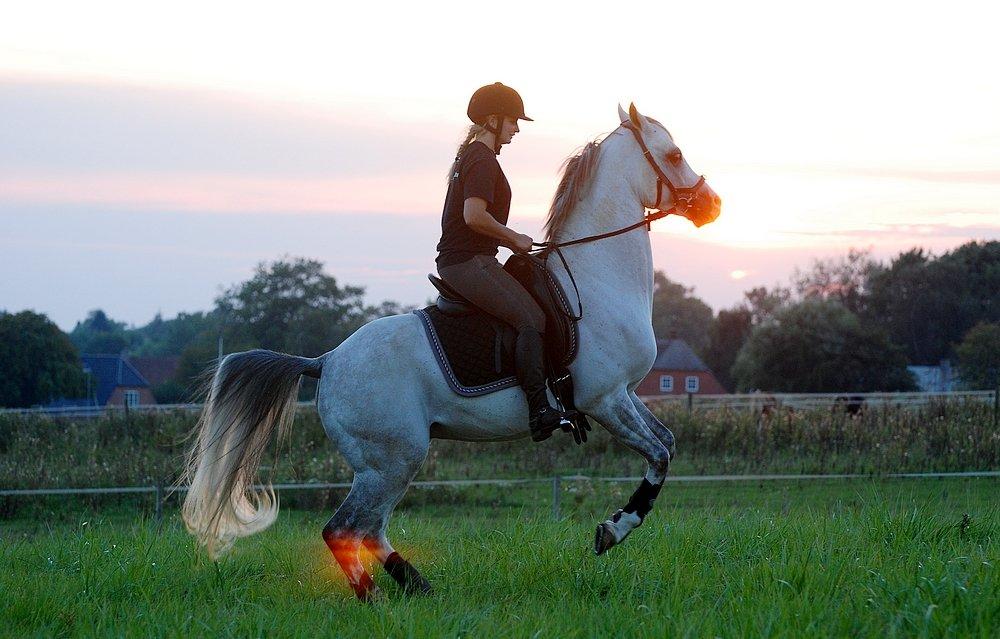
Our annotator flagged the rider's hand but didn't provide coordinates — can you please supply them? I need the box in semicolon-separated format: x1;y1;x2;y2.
511;233;534;253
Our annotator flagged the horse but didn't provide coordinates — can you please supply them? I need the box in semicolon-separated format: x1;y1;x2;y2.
181;103;722;600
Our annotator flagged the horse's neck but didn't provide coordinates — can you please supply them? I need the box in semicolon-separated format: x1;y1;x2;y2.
552;145;655;321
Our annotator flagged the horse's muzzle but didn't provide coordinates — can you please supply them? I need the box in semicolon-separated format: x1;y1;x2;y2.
685;183;721;228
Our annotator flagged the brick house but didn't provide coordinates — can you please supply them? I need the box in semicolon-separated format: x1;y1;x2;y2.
81;354;156;407
636;338;727;396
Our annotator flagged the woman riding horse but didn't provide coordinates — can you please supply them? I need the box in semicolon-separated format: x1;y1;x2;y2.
435;82;570;442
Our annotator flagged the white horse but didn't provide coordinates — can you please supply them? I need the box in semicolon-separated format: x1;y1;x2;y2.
182;103;721;600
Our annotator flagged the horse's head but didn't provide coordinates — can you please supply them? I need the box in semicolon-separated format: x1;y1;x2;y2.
617;103;721;227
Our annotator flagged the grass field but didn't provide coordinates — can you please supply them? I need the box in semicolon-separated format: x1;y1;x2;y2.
2;478;998;638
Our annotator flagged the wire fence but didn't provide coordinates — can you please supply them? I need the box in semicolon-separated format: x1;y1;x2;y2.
637;390;997;411
3;390;997;418
4;471;998;522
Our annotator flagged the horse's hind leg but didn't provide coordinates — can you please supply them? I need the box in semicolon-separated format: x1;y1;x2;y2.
359;459;433;595
322;471;384;601
322;441;430;600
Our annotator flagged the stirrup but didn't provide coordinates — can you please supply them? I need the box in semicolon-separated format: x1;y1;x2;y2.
529;407;566;442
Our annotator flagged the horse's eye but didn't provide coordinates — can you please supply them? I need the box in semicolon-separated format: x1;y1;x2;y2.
669;151;682;164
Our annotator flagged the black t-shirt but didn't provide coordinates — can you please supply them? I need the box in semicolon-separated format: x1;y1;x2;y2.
435;141;511;268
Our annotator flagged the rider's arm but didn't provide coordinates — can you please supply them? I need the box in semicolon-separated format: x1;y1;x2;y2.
463;198;531;251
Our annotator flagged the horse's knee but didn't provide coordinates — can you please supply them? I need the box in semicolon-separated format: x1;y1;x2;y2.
650;454;670;478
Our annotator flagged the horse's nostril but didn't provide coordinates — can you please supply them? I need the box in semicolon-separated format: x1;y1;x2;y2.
713;195;721;206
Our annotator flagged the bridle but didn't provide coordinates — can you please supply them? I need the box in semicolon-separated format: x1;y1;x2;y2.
531;121;708;251
622;121;706;221
526;120;712;324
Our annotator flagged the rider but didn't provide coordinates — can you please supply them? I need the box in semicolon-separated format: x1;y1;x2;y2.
435;82;568;442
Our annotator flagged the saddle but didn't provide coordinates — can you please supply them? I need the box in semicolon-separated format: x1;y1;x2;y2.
414;253;588;429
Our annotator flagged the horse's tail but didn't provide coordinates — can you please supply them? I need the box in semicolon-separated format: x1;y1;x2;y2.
181;349;323;558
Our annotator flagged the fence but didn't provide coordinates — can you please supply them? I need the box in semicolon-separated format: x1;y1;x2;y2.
637;390;997;411
4;471;999;522
3;390;997;418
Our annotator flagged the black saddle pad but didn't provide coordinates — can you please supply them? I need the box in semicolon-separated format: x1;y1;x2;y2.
414;306;517;396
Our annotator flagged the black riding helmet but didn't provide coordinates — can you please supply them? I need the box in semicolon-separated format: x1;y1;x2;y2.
467;82;533;154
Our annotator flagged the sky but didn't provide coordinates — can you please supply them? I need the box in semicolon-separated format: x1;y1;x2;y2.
1;0;998;330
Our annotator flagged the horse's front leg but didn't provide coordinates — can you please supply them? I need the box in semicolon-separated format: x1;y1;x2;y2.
589;392;672;555
629;391;676;458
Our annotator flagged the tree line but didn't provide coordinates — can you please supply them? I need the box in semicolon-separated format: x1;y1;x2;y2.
0;258;410;407
653;241;999;393
1;242;998;408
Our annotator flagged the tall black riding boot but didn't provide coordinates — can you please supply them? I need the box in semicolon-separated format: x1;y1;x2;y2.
514;328;566;442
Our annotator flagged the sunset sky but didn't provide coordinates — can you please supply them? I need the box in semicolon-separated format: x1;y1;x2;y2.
2;0;998;329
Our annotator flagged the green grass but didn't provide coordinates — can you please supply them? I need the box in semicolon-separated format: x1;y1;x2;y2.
3;478;998;638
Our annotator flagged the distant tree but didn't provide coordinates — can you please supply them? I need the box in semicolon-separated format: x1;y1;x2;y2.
955;322;1000;390
174;339;223;400
732;299;916;393
703;306;753;392
793;248;876;315
650;271;713;354
150;379;192;405
69;309;130;354
129;311;219;357
368;300;416;318
215;257;371;357
743;285;792;325
166;258;406;401
0;311;85;408
941;241;1000;325
865;242;999;364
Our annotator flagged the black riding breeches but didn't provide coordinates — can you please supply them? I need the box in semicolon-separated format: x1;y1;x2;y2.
437;255;546;333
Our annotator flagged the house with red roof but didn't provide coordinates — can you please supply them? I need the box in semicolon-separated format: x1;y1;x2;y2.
80;354;157;407
636;338;727;396
45;355;181;411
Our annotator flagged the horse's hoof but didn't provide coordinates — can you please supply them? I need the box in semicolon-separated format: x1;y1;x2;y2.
357;584;385;603
407;577;434;596
594;522;617;556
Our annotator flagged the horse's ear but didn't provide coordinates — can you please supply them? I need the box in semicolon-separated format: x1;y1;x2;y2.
628;103;643;130
618;103;629;123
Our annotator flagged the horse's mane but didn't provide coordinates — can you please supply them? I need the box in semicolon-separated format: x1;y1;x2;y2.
543;136;608;241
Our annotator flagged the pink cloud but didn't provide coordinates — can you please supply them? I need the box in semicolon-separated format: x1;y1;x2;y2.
0;171;447;215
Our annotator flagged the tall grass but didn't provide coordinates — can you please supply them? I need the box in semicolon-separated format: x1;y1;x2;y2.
1;400;996;495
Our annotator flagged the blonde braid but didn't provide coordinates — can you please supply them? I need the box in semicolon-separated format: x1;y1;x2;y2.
446;124;486;180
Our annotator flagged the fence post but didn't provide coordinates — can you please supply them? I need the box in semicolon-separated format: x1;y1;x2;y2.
551;476;561;520
154;482;163;524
